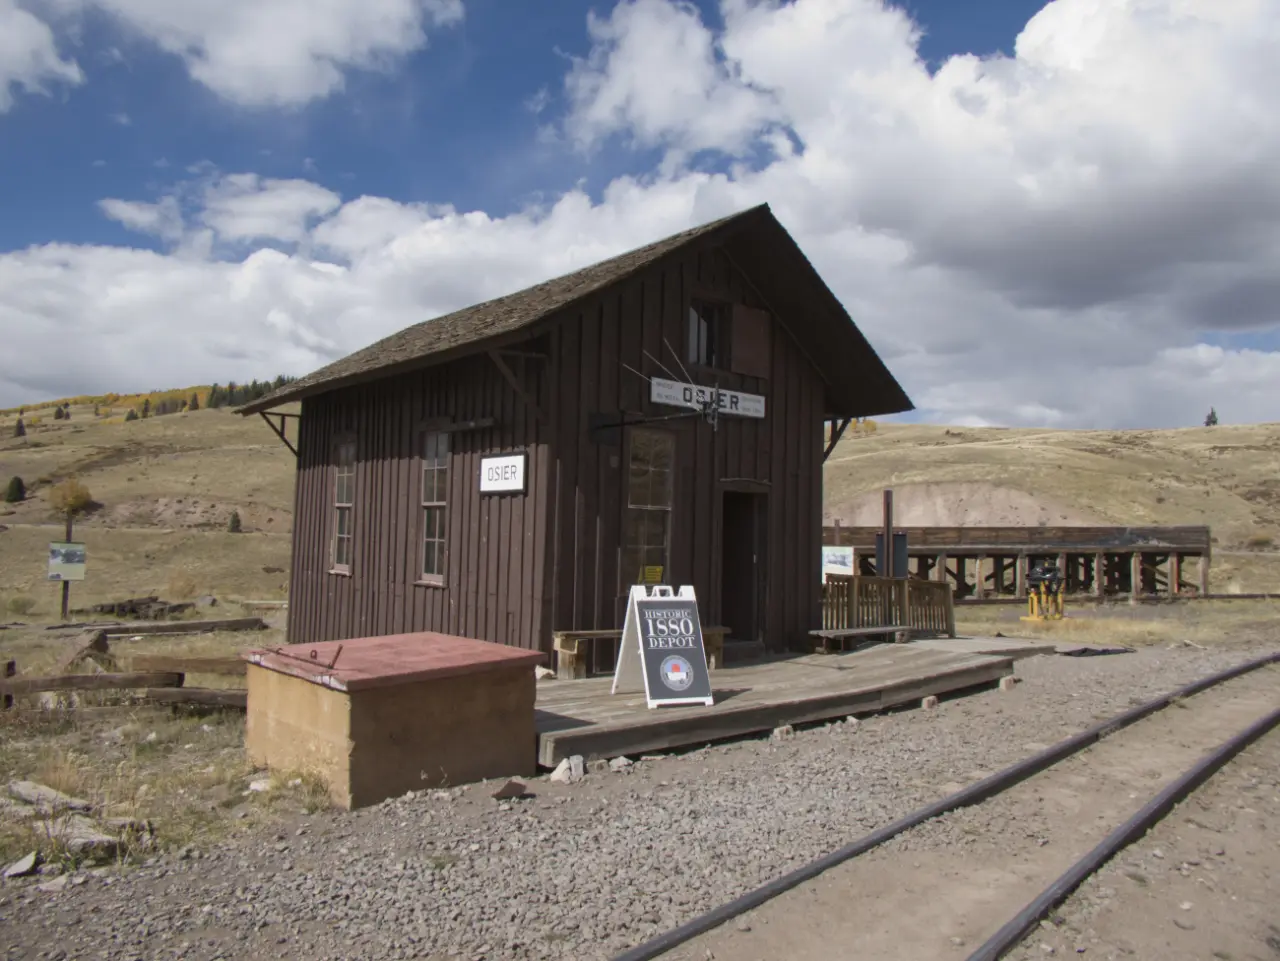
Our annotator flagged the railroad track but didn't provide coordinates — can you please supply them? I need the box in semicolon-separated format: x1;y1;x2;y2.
609;651;1280;961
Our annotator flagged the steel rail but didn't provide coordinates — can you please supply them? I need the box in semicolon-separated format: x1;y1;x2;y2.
966;703;1280;961
608;650;1280;961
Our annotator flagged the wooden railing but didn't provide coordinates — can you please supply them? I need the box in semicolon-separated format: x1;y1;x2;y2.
821;575;956;637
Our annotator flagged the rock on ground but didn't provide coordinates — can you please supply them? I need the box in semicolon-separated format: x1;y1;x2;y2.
0;643;1272;961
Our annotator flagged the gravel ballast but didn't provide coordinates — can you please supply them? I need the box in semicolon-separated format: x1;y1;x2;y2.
1;643;1273;961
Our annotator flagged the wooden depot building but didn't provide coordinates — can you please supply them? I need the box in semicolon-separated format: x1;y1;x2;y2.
239;203;913;658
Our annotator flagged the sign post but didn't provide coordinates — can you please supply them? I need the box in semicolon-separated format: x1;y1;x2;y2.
47;518;86;620
612;585;714;708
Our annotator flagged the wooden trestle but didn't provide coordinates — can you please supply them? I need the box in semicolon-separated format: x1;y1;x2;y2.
823;525;1211;600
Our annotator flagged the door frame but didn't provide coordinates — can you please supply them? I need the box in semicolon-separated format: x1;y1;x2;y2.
718;479;769;643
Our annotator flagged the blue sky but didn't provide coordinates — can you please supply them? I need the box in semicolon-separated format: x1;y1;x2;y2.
0;0;1275;427
0;0;1046;253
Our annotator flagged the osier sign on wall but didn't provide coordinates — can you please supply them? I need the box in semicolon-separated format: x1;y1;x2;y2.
479;452;526;494
650;377;765;419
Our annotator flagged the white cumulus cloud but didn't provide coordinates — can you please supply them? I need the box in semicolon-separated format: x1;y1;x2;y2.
0;0;83;111
35;0;464;106
1;0;1279;430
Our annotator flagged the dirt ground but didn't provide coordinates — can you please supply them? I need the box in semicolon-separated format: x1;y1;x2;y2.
1006;727;1280;961
656;664;1280;961
0;620;298;865
1;600;1275;871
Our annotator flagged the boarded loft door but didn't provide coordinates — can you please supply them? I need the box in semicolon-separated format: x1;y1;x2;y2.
720;491;766;644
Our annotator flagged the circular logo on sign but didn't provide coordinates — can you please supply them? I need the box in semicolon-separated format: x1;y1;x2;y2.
660;655;694;692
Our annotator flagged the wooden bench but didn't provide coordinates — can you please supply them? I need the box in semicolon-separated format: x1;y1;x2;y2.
809;626;920;654
553;626;730;680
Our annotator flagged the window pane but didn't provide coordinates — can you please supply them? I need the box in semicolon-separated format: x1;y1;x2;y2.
649;433;673;472
627;463;651;508
335;506;349;537
625;508;647;547
424;430;449;469
335;534;350;567
436;466;449;503
621;546;644;585
649;467;672;508
645;510;668;547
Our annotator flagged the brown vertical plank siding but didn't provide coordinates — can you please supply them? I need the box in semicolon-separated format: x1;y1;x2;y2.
287;356;552;652
597;289;623;627
287;239;837;655
577;303;602;629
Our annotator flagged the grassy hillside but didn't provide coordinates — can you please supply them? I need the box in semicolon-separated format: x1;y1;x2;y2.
0;402;296;615
2;405;1277;618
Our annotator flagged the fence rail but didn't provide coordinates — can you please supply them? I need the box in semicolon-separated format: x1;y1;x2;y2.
820;575;956;637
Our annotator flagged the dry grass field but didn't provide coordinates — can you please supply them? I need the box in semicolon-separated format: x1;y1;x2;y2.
3;401;1278;616
1;395;1278;864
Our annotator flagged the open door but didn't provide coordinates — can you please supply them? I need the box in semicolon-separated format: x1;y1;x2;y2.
720;491;766;643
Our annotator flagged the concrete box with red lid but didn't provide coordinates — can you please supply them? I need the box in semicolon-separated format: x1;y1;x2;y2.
242;632;545;809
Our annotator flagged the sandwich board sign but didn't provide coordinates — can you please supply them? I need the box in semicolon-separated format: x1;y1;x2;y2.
611;584;714;708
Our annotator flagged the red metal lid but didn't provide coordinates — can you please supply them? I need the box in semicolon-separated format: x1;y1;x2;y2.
242;631;545;692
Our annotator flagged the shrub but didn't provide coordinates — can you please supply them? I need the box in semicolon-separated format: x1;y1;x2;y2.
227;510;242;533
4;477;25;503
6;596;35;616
53;406;65;421
125;409;139;422
49;478;93;516
12;418;24;438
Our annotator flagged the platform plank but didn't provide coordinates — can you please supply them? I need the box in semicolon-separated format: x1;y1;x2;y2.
909;636;1055;661
534;645;1013;766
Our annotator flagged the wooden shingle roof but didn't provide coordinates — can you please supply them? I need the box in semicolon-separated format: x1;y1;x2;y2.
238;203;912;418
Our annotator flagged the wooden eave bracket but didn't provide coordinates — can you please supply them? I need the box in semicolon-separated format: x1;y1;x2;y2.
260;411;299;458
824;417;852;461
489;350;547;424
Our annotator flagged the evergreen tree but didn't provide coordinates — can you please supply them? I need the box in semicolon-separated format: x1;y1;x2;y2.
227;510;242;533
1204;407;1218;427
189;392;200;411
4;476;24;503
125;409;139;422
14;418;25;438
53;406;64;421
141;397;151;418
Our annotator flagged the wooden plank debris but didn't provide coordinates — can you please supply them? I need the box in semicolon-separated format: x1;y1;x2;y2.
130;655;246;676
102;617;267;637
0;672;184;697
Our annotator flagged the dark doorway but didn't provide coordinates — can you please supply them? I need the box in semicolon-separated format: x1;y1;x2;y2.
720;491;766;643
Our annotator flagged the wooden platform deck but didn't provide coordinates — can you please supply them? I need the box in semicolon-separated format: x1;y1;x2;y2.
534;645;1014;767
